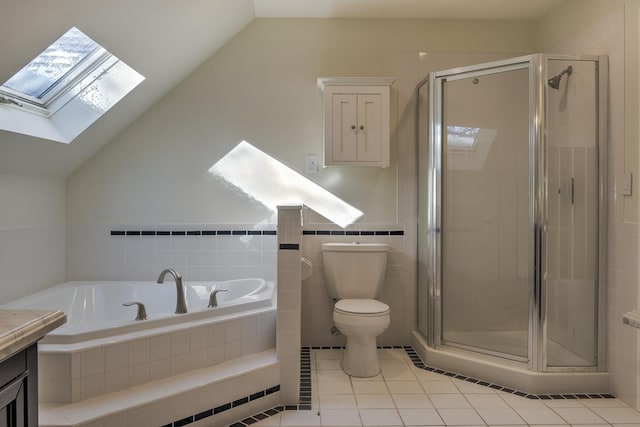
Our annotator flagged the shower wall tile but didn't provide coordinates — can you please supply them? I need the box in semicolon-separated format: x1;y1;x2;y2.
542;3;636;407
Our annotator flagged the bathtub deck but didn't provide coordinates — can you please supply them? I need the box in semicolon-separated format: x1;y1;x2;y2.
39;349;279;427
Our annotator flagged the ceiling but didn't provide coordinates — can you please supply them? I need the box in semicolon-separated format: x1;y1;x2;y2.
0;0;565;178
253;0;565;20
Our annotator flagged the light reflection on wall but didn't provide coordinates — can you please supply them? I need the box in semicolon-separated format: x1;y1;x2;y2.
208;141;363;228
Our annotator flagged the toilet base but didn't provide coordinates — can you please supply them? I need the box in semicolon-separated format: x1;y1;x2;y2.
342;337;380;377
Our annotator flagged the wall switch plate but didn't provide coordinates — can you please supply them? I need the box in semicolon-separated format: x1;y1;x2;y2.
623;172;633;196
306;154;318;173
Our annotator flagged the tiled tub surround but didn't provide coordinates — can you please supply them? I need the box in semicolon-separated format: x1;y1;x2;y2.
41;350;280;427
66;223;277;282
38;306;276;403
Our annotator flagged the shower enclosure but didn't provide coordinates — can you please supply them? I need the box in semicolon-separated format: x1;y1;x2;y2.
417;54;607;391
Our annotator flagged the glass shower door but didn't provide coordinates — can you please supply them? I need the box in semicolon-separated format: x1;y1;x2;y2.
440;66;531;360
545;59;599;367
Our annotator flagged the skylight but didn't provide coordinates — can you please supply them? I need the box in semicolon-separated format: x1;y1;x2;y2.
3;27;100;101
0;27;144;143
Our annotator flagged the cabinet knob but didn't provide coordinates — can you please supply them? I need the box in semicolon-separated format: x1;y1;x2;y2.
360;125;364;130
351;125;356;130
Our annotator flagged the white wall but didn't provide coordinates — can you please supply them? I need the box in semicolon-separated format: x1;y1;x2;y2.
0;175;66;302
65;18;536;225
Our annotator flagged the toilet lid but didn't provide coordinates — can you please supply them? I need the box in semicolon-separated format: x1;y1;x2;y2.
335;299;389;316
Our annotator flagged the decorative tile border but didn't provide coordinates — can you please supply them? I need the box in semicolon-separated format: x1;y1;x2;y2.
223;344;615;427
302;230;404;236
110;229;277;236
226;348;312;427
111;228;405;237
401;346;616;400
159;385;280;427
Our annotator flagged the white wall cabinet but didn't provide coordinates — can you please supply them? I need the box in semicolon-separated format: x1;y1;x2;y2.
318;78;395;167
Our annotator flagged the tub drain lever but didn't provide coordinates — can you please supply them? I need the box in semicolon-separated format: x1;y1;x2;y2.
208;288;228;308
123;301;147;320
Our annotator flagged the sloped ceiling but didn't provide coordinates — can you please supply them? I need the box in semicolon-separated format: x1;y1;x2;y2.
0;0;563;178
0;0;255;177
253;0;564;20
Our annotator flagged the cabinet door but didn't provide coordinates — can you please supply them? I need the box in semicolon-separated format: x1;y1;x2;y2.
331;93;358;162
356;94;382;162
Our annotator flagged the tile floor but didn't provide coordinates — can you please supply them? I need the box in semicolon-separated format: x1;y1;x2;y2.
249;348;640;426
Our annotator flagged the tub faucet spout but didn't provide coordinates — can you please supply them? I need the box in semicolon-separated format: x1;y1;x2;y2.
208;288;228;308
157;268;187;314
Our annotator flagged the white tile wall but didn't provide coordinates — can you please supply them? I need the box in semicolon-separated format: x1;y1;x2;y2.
0;224;65;303
542;4;638;408
40;351;280;427
66;223;277;282
300;224;413;347
277;205;303;406
38;309;276;403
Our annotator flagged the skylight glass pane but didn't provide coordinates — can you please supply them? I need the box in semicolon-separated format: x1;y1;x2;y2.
3;27;99;99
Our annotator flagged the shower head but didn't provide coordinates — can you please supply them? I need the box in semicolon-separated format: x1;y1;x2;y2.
548;65;573;90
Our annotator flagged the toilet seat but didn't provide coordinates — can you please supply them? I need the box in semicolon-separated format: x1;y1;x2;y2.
334;299;389;317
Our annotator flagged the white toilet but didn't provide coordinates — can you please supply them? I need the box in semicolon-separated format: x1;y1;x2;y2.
322;242;390;377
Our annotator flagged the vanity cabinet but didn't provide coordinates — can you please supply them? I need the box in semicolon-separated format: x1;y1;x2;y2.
0;310;66;427
0;345;36;427
318;77;395;167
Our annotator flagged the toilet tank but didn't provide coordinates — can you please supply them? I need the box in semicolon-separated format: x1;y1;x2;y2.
321;242;389;299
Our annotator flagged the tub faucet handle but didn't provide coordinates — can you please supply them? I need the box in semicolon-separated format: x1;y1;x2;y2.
123;301;147;320
208;288;228;308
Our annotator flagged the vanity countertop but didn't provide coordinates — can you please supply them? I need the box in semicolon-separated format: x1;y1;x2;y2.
0;310;66;361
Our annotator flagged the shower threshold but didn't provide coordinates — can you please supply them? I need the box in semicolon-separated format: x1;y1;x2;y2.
412;331;609;395
444;330;592;366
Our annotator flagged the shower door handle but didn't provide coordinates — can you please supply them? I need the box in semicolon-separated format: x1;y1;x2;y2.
571;177;574;205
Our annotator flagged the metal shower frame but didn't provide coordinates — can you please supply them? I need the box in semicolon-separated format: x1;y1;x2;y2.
420;53;608;372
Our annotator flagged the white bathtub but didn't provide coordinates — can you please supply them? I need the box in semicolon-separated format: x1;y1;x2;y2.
2;278;275;344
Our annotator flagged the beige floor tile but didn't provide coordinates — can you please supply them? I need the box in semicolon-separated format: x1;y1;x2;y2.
359;408;403;426
352;380;389;394
319;409;362;426
420;380;460;394
387;380;424;394
356;393;396;408
437;408;485;425
465;393;509;409
428;393;472;409
552;406;607;424
279;410;322;426
392;393;434;409
514;407;567;424
319;393;358;409
398;408;444;426
318;380;353;395
475;407;526;425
